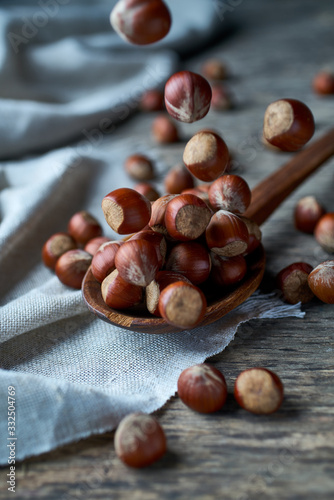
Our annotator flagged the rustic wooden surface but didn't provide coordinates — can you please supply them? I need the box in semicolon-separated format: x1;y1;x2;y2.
1;0;334;498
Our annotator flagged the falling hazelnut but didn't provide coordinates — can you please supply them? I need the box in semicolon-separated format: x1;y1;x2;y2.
110;0;171;45
183;130;230;182
263;98;315;152
164;70;212;123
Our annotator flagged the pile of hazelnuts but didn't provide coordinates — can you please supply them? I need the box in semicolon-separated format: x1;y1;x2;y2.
114;363;284;468
276;197;334;306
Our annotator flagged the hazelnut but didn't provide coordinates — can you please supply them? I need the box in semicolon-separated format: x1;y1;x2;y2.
114;413;166;468
139;88;165;111
238;216;262;255
67;211;102;245
149;194;176;235
201;59;228;81
146;270;190;316
183;130;230;182
55;249;92;289
91;240;123;283
294;196;326;234
263;98;315;152
276;262;314;304
151;114;179;143
177;364;228;413
312;71;334;95
115;239;159;286
42;232;77;270
84;236;110;256
164;70;212;123
102;187;151;235
205;210;249;257
208;174;251;214
124;154;155;181
165;241;211;285
308;260;334;304
164;193;212;241
314;213;334;253
210;83;234;110
101;269;142;309
234;367;284;415
164;164;195;194
129;229;167;268
133;183;160;202
110;0;171;45
158;281;207;329
210;254;247;287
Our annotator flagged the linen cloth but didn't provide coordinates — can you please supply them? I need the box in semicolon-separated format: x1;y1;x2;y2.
0;0;305;464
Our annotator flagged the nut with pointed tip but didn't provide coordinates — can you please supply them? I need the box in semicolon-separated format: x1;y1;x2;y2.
294;196;326;234
91;240;123;283
210;253;247;287
164;194;212;241
110;0;171;45
124;154;155;181
183;130;230;182
177;363;228;413
68;211;102;245
134;183;160;201
146;270;191;316
164;70;212;123
84;236;111;256
208;174;251;214
114;413;166;468
101;269;143;309
263;98;315;152
234;367;284;415
308;260;334;304
115;239;159;286
42;232;77;270
151;114;179;143
102;187;151;235
314;213;334;253
159;281;207;329
55;249;92;289
164;164;194;194
165;241;211;285
276;262;314;304
206;210;249;257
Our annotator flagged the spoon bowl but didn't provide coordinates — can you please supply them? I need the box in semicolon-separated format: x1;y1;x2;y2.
82;128;334;333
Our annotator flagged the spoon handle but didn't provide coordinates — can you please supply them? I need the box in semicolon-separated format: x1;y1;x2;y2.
244;128;334;226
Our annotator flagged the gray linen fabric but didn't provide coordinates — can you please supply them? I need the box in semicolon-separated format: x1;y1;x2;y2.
0;0;304;464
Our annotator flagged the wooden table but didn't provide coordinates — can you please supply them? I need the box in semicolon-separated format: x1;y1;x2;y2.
1;1;333;498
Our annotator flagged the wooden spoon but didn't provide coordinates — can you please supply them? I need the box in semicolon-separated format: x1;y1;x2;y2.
82;128;334;333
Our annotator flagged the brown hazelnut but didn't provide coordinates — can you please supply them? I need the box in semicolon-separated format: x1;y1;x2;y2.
276;262;314;304
314;213;334;253
308;260;334;304
42;232;77;270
